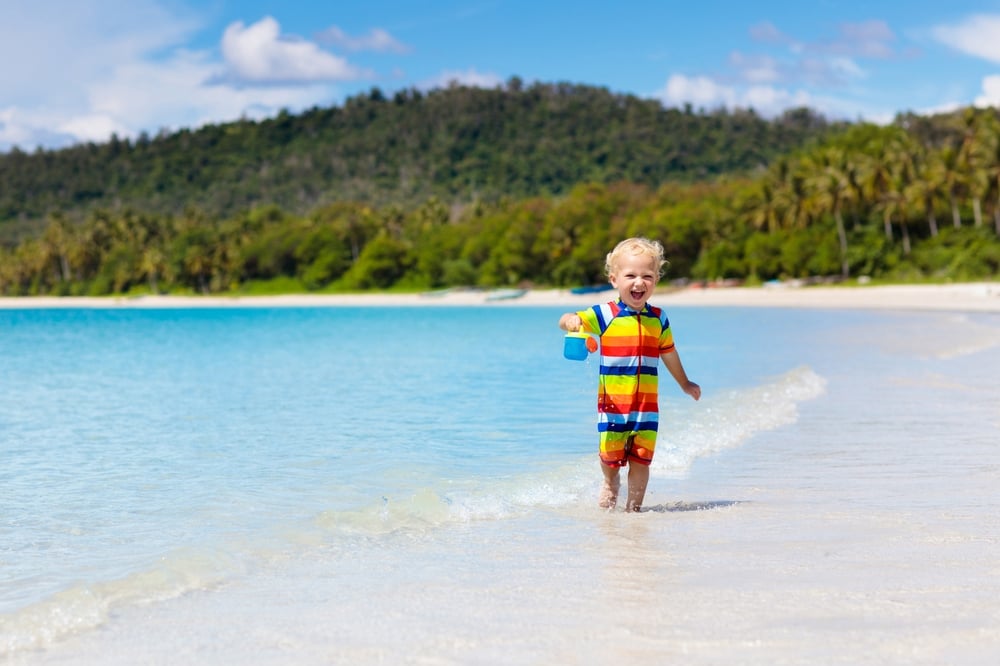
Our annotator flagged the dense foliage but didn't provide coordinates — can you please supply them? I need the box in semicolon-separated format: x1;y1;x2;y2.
0;80;839;241
0;83;998;296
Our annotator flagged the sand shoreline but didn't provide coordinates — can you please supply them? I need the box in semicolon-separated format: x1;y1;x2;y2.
0;282;997;312
9;282;1000;664
0;282;1000;312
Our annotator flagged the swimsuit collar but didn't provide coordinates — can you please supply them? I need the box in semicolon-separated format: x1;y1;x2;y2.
614;299;650;316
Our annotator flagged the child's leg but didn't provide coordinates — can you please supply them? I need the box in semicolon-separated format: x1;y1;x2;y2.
598;430;628;509
599;462;621;509
626;463;649;512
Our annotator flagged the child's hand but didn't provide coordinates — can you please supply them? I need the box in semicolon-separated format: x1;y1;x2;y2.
559;313;583;332
684;382;701;401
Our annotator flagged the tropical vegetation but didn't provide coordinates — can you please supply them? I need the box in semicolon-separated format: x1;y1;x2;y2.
0;80;837;238
0;82;997;296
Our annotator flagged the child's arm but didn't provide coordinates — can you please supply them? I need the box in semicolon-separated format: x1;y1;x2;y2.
661;350;701;401
559;313;583;332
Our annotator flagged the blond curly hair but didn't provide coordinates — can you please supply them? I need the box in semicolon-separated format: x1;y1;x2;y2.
605;237;666;278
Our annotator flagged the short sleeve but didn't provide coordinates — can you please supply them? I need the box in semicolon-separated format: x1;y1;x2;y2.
577;307;600;335
658;311;675;354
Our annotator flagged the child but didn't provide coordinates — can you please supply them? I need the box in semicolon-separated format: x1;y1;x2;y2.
559;237;701;511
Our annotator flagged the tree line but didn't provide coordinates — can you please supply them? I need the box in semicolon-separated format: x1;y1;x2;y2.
727;108;1000;282
1;81;998;296
2;106;998;297
0;80;840;243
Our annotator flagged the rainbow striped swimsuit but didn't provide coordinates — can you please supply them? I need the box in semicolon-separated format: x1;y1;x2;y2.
577;300;675;466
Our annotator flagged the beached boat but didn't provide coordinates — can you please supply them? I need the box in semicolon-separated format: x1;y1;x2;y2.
484;288;528;301
570;284;614;295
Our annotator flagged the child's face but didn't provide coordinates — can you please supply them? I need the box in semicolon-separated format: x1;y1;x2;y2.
609;253;659;310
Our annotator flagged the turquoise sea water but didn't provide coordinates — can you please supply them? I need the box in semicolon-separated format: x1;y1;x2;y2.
2;303;999;663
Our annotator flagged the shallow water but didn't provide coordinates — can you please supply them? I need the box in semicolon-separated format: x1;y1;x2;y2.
2;305;999;664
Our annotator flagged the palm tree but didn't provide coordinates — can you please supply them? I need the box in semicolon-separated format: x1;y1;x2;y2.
957;108;987;227
933;146;966;228
844;152;868;230
183;242;213;294
881;146;915;254
140;246;165;294
904;142;942;238
893;150;919;255
40;214;75;285
14;239;48;295
862;129;908;240
784;162;812;231
975;112;1000;235
746;179;784;235
807;147;852;278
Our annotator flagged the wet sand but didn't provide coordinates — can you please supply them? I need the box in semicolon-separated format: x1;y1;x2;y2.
1;282;997;312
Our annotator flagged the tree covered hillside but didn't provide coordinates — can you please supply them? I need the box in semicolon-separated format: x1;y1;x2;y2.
0;79;840;241
2;81;997;297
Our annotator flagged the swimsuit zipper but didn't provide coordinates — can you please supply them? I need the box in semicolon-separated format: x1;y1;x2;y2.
635;311;642;381
634;311;642;411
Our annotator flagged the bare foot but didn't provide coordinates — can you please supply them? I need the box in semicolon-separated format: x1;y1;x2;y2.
598;482;619;509
625;462;649;512
599;464;621;509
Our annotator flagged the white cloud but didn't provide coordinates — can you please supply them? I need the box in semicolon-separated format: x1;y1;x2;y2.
832;20;895;59
420;68;503;91
0;6;377;150
728;52;781;84
749;21;788;44
655;74;821;117
742;85;813;112
0;108;74;149
220;16;366;84
318;25;410;53
729;21;878;92
1;47;331;150
918;100;963;117
932;14;1000;64
57;115;132;145
84;49;326;139
0;1;199;102
974;74;1000;107
730;19;893;93
828;56;866;80
0;1;204;149
657;74;737;109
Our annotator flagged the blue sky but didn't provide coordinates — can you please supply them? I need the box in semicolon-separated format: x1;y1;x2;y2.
4;0;1000;151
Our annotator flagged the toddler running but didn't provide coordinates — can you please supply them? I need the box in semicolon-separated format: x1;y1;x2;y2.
559;237;701;511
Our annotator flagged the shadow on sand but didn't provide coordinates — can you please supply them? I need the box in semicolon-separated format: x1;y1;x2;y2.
640;500;744;513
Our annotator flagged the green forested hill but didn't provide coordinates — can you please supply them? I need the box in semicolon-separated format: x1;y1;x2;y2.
0;79;840;239
2;81;997;297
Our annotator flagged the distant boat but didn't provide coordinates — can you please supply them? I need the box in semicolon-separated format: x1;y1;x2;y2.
420;288;453;298
485;288;528;301
570;284;614;295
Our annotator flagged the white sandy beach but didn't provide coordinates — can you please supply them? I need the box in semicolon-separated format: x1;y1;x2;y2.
0;282;998;312
4;283;1000;665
